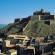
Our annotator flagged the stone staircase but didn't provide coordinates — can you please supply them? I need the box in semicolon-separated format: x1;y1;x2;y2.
23;21;30;31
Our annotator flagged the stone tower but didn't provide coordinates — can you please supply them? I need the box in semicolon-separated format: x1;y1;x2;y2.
41;9;45;13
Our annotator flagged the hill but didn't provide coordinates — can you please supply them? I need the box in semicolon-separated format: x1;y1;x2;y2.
0;9;55;37
0;20;55;37
23;21;55;37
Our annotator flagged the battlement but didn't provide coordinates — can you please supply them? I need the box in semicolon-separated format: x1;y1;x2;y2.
33;9;51;15
39;15;55;20
14;18;22;23
14;9;55;25
14;16;30;23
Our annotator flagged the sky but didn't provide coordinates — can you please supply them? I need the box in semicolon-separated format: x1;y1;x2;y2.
0;0;55;24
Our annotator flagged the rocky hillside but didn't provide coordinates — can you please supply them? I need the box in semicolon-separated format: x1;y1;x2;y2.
23;21;55;37
0;9;55;37
0;17;30;35
0;18;55;37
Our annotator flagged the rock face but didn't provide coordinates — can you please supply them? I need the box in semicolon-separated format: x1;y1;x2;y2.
0;9;55;36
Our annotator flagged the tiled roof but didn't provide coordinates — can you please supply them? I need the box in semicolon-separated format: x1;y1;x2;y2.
27;46;35;50
8;35;17;37
8;35;27;38
19;44;26;48
25;38;30;41
8;49;17;53
4;40;10;42
39;43;49;45
14;38;25;39
53;51;55;54
6;44;15;47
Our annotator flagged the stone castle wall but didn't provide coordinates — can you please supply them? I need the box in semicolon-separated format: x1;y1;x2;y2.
14;18;23;23
14;9;55;25
14;16;30;23
40;15;54;20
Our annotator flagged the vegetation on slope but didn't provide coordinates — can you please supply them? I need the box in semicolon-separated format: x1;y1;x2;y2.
0;21;28;35
23;21;55;37
0;19;55;37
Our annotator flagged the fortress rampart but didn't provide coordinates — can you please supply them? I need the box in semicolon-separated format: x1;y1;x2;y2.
14;9;55;25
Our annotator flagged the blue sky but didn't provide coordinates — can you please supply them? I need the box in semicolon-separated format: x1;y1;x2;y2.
0;0;55;24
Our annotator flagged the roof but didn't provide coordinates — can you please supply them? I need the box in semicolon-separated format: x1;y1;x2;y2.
36;37;44;41
14;38;25;39
32;37;36;39
15;35;27;38
8;35;17;37
19;44;26;48
27;46;35;50
48;40;53;42
53;51;55;54
25;38;30;41
8;35;27;38
32;37;44;40
23;41;28;43
39;43;49;45
6;44;15;47
4;40;10;42
8;49;17;53
22;42;27;46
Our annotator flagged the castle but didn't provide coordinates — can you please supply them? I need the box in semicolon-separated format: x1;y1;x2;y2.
14;9;55;25
0;9;55;55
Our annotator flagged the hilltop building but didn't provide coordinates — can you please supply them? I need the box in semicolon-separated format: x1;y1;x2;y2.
14;9;55;25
